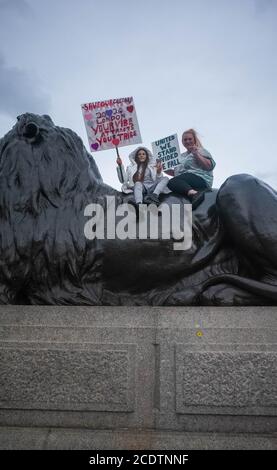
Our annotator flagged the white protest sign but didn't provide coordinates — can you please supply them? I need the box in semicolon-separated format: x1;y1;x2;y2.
81;96;142;152
151;134;181;171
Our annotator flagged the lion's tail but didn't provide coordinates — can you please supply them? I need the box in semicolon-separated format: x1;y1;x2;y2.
201;274;277;301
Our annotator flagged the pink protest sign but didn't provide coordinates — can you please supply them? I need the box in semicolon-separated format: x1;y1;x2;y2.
81;96;142;152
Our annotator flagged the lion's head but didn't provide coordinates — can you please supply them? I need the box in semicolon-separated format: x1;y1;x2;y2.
0;113;113;215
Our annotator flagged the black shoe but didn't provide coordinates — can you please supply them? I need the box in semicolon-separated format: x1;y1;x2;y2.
191;191;205;210
144;193;160;205
128;199;138;208
128;200;142;219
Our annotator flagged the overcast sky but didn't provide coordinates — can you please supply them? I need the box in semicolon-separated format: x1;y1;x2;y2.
0;0;276;190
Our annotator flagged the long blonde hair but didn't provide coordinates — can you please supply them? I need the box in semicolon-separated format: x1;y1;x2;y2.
182;128;203;148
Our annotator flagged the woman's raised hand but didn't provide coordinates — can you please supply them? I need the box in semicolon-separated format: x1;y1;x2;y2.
116;157;123;166
191;145;200;156
156;161;163;173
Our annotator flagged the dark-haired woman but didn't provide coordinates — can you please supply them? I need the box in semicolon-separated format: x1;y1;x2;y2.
116;146;169;206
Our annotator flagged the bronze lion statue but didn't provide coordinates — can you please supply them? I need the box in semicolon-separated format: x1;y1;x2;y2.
0;113;276;305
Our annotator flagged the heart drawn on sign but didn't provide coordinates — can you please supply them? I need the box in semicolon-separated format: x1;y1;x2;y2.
112;138;120;146
91;143;99;151
84;113;93;120
105;109;113;118
127;105;134;113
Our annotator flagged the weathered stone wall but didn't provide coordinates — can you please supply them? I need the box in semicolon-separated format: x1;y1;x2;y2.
0;306;276;449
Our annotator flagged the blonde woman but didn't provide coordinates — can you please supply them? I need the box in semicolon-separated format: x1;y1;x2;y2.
166;129;216;209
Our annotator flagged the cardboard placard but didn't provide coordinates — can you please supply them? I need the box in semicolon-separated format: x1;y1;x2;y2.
152;134;181;171
81;96;142;152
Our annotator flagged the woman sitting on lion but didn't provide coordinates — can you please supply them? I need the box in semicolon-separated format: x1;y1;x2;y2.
166;128;216;210
116;146;169;208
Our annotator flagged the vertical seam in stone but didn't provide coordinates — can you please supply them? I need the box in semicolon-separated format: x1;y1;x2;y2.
174;340;177;415
42;428;52;450
153;310;160;432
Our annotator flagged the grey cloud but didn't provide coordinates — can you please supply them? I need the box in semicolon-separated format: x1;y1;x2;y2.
0;54;51;119
253;0;277;14
0;0;31;15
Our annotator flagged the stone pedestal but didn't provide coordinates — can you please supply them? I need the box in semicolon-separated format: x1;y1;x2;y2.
0;306;276;449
